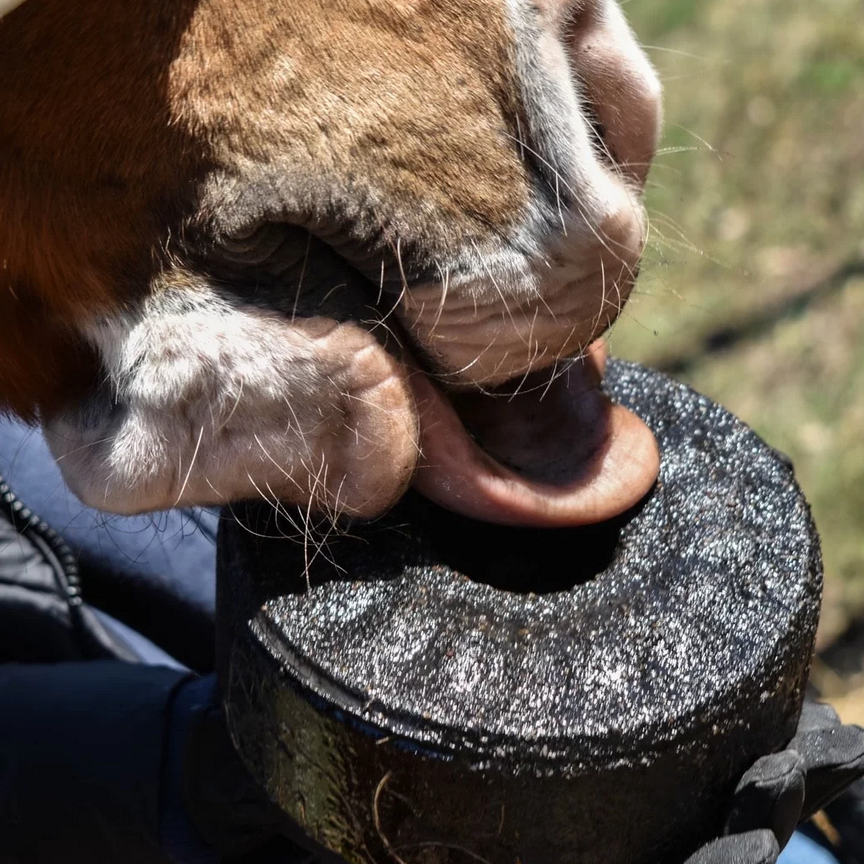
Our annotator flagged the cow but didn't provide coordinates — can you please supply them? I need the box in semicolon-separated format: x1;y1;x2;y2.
0;0;661;528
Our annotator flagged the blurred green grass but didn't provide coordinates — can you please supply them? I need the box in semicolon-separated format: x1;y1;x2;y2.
614;0;864;647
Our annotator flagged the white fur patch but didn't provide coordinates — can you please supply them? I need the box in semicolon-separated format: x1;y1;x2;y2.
44;288;418;516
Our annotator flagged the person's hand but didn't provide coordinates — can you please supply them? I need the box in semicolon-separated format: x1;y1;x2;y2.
684;702;864;863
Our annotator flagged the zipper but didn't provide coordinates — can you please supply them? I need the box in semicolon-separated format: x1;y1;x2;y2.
0;472;83;605
0;473;147;662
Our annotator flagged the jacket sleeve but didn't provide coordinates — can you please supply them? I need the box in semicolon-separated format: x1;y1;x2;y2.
0;661;191;864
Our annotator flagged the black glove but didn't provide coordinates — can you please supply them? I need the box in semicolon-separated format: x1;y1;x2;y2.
684;701;864;864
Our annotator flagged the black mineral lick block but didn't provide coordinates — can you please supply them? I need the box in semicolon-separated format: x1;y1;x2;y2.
216;360;822;864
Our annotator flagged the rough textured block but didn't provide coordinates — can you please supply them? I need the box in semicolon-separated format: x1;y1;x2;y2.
217;360;822;864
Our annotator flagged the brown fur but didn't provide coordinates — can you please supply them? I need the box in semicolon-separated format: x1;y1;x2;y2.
0;0;533;417
0;2;201;415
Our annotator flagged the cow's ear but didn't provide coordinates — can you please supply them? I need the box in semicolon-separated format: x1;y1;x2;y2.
0;0;26;18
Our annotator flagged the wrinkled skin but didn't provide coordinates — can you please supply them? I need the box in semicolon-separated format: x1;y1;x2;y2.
0;0;661;525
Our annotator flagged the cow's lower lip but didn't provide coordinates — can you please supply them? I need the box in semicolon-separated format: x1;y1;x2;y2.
408;342;660;527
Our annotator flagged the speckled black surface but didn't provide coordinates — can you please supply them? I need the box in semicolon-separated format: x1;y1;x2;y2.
217;360;822;864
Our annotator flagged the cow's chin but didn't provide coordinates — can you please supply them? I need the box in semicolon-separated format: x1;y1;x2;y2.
41;292;658;527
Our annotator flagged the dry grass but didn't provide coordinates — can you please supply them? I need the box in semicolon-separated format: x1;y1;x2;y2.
613;0;864;699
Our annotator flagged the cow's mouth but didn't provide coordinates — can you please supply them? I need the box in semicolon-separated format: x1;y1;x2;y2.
408;341;660;527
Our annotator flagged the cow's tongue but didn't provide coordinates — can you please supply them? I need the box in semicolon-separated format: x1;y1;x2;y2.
409;343;660;527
